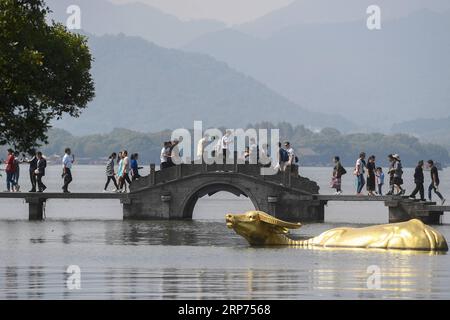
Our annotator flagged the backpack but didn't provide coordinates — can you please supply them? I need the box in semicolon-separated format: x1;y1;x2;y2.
396;161;403;175
279;148;289;162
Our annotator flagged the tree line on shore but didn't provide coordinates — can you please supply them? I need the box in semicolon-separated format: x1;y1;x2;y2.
5;123;446;168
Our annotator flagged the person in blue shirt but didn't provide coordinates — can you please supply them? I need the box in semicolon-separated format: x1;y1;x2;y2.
130;153;143;181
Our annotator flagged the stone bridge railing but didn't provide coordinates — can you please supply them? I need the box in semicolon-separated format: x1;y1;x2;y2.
131;162;319;195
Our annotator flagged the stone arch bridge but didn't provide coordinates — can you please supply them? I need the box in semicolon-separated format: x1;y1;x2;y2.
126;162;324;221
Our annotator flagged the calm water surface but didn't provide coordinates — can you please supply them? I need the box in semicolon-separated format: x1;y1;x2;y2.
0;165;449;299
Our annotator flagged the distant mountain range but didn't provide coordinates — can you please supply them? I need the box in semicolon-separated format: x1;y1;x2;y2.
44;0;450;133
53;33;356;135
185;9;450;129
238;0;450;37
45;0;226;48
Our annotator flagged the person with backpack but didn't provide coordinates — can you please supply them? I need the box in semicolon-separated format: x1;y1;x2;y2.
35;151;47;192
104;152;119;192
285;142;299;172
392;154;405;195
130;153;143;181
331;156;346;195
4;149;17;192
386;154;395;195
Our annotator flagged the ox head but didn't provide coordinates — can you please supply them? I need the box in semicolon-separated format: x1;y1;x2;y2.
226;211;301;245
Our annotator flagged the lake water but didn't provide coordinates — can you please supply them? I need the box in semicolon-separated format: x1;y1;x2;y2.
0;165;449;299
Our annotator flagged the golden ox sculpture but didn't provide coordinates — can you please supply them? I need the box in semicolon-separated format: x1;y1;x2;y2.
226;211;448;251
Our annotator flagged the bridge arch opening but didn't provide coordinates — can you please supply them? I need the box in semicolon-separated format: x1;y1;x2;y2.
183;183;258;220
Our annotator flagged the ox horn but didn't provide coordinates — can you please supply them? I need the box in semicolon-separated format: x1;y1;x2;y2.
257;211;301;229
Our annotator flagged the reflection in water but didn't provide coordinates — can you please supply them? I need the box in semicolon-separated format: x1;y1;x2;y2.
0;219;449;299
27;267;45;299
103;220;244;247
5;267;18;300
1;166;449;299
0;263;448;299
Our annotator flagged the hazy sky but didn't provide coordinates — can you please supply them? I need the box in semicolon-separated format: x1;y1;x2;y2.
110;0;294;24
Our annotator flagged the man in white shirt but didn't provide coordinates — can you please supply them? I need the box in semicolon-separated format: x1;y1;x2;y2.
220;130;233;164
197;134;210;163
285;142;297;171
62;148;74;193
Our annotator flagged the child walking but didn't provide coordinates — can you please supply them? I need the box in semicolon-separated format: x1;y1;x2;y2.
375;167;385;196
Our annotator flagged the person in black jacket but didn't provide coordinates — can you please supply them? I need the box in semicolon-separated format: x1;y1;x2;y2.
35;152;47;192
409;160;425;201
428;160;446;205
366;155;376;196
25;150;38;192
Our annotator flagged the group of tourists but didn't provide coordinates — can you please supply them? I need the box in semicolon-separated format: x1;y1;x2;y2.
2;149;22;192
3;143;446;203
330;152;446;205
161;134;299;172
104;151;142;193
2;148;68;193
410;159;445;204
2;148;143;194
276;141;298;171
